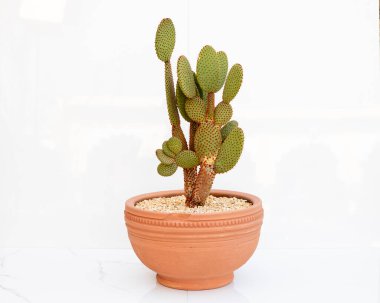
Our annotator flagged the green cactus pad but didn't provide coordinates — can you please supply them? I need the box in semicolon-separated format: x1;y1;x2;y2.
214;102;233;125
196;45;219;93
177;56;197;98
221;120;238;141
194;72;205;100
185;96;207;123
194;123;222;159
156;149;175;165
175;150;199;169
167;136;182;154
223;64;243;103
157;163;178;176
155;18;175;62
162;141;176;158
176;82;191;122
216;51;228;92
215;127;244;173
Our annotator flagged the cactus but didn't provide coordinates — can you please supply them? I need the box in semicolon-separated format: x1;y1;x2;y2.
167;136;182;154
156;149;175;165
157;163;178;176
222;64;243;103
221;120;239;140
177;56;197;98
176;150;199;169
214;102;233;125
176;82;191;122
215;127;244;173
154;18;246;207
216;51;228;91
196;45;220;93
185;97;207;123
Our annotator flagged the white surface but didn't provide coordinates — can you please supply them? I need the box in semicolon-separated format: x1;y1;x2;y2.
0;248;378;303
0;0;379;249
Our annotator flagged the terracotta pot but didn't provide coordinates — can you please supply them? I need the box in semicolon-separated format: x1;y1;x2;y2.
124;189;263;290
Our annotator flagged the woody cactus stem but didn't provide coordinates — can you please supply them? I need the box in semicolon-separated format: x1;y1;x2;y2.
206;93;215;121
189;157;216;207
154;18;245;207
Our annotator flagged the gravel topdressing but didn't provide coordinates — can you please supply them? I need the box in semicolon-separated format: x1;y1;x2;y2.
134;195;252;214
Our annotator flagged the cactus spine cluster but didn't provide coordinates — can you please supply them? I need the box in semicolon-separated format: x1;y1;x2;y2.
154;18;245;207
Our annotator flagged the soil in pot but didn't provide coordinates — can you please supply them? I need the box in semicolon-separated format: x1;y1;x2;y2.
135;195;252;213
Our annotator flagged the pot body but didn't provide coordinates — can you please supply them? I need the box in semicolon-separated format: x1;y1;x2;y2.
124;189;263;290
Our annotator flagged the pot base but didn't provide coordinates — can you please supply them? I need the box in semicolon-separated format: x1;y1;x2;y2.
156;273;234;290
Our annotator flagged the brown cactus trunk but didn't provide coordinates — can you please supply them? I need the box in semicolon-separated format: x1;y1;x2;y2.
206;93;215;120
187;157;216;207
184;121;199;207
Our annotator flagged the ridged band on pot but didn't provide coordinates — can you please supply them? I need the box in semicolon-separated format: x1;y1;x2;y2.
124;189;263;290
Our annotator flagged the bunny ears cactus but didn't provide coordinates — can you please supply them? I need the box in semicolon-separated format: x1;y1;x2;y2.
155;18;175;62
154;18;246;207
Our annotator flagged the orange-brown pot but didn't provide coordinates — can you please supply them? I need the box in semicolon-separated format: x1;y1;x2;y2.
124;189;263;290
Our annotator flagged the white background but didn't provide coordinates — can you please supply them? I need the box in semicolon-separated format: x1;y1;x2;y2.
0;0;379;250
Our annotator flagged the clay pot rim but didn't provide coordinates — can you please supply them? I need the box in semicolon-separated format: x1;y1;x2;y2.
125;189;262;220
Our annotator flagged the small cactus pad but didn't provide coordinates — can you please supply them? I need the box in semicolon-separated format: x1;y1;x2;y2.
167;136;182;154
185;96;207;123
216;51;228;92
176;82;191;122
221;120;239;141
194;123;222;159
162;141;176;158
177;56;197;98
157;163;178;176
196;45;219;93
215;127;244;173
223;64;243;103
214;101;233;125
155;18;175;62
156;149;175;165
175;150;199;169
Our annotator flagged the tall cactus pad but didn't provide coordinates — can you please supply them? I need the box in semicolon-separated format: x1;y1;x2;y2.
215;127;244;173
157;163;178;176
177;56;197;98
194;123;222;159
196;45;219;93
176;82;191;122
185;96;207;123
214;102;233;125
216;51;228;92
221;120;238;141
155;18;175;62
167;136;182;154
176;150;199;169
223;64;243;103
162;141;176;158
156;149;175;165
